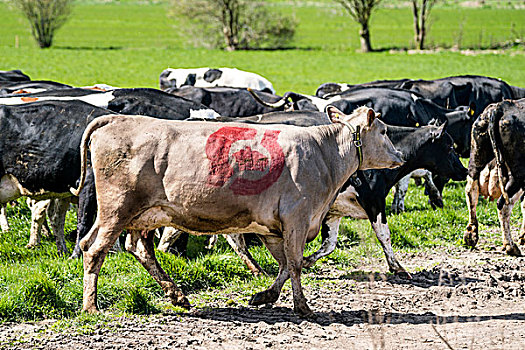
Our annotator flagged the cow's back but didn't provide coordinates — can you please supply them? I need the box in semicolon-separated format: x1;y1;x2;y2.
0;101;113;193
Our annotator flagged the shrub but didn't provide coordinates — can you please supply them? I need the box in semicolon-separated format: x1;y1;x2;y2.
171;0;297;50
11;0;73;48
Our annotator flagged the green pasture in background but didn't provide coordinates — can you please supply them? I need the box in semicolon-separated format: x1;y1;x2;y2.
0;0;524;323
0;1;524;90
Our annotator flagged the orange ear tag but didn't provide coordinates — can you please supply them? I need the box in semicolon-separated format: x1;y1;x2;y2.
21;97;38;102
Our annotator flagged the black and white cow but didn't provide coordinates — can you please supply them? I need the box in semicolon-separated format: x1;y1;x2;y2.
0;101;115;255
159;67;275;94
0;87;220;120
166;86;287;117
0;81;72;96
176;110;466;276
0;90;219;257
465;99;525;256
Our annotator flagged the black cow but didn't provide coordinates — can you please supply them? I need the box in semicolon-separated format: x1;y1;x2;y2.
166;86;286;117
315;79;409;98
252;88;451;127
318;75;520;117
304;121;467;276
465;98;525;256
0;70;30;86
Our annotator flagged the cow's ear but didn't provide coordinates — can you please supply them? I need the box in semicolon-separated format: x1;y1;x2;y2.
367;108;376;127
468;102;476;118
431;120;448;141
325;105;345;123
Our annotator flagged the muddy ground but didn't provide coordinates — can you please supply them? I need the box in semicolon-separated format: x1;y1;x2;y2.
1;243;525;350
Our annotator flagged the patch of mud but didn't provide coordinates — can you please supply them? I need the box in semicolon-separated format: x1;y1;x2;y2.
1;247;525;349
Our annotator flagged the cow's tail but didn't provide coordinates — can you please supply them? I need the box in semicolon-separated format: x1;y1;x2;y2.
487;103;510;204
247;88;296;110
70;115;115;196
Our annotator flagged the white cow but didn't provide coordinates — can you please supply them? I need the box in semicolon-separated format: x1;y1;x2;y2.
159;67;275;93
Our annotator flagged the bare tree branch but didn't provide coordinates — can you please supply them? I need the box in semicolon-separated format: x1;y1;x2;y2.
412;0;439;50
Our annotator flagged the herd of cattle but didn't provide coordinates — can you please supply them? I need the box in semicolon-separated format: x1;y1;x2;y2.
0;67;524;316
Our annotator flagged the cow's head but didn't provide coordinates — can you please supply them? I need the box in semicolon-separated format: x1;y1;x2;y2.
416;121;467;181
326;105;404;170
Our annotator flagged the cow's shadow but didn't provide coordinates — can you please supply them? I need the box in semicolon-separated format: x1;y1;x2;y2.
181;306;525;327
332;268;482;288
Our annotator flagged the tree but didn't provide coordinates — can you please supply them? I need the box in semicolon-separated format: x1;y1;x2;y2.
172;0;296;51
411;0;439;50
334;0;382;52
12;0;72;48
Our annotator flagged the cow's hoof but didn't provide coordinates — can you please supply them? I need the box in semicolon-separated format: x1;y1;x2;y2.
463;229;478;248
82;306;100;314
25;242;39;249
302;256;316;269
57;247;70;258
428;197;443;210
249;290;279;306
504;243;522;257
172;295;191;310
293;302;313;317
68;250;82;260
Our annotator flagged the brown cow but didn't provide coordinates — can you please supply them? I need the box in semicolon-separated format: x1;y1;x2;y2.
72;106;403;316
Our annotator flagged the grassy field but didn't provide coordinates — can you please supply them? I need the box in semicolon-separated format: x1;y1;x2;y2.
0;1;524;91
0;0;524;322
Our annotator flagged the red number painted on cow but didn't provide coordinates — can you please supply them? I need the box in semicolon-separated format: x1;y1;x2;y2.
206;126;285;195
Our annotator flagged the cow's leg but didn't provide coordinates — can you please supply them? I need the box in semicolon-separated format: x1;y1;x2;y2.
80;219;123;313
249;235;290;306
224;234;265;276
391;175;410;214
303;216;340;268
497;192;521;256
71;168;97;259
47;198;70;256
26;199;50;249
520;194;525;245
110;236;122;253
283;227;311;316
125;229;190;308
464;176;480;248
157;227;183;253
371;211;410;278
206;235;218;250
422;171;443;209
0;204;9;232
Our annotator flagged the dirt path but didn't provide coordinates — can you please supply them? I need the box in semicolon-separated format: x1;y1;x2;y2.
1;246;525;349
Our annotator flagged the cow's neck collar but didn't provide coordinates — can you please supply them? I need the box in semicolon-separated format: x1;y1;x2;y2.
338;120;363;168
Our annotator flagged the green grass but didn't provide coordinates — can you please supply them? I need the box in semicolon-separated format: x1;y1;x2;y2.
0;1;524;323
